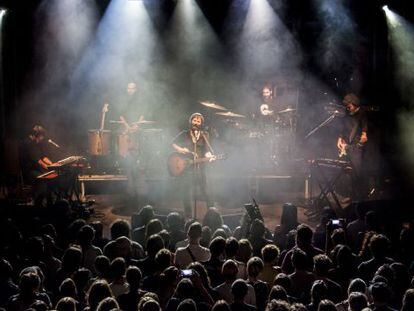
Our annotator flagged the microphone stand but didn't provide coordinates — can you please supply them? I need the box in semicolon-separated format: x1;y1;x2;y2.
304;112;341;140
192;137;198;220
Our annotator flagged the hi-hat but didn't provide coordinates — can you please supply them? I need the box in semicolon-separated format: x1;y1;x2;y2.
277;107;297;114
199;101;227;111
216;111;246;118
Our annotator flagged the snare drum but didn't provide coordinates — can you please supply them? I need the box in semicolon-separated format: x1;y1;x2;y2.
88;130;111;155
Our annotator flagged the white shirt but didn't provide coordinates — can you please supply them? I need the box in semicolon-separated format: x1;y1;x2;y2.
110;281;129;298
82;245;102;274
174;243;211;268
214;282;256;305
175;238;189;250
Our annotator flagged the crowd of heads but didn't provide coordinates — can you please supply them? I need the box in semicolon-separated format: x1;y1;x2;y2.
1;200;414;311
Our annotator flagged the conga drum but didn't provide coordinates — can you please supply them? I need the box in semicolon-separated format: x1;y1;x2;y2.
88;130;111;155
117;133;138;157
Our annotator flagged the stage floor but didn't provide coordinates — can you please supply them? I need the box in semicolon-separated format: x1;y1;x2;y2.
87;193;318;238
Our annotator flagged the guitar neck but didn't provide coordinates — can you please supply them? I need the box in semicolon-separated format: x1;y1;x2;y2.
100;114;106;131
191;155;224;164
192;157;212;164
100;104;109;131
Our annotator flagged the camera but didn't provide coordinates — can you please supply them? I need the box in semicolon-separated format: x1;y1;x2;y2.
180;269;194;277
244;201;263;221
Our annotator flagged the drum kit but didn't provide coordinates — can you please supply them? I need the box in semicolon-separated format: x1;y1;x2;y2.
199;100;297;168
199;100;297;134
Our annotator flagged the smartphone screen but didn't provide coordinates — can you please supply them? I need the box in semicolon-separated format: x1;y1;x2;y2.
181;269;193;277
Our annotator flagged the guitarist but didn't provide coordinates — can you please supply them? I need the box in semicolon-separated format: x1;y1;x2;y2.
337;93;368;199
171;113;215;217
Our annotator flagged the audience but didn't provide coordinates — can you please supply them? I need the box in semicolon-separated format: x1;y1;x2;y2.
230;279;257;311
203;237;226;287
246;257;268;311
287;248;315;303
109;257;129;297
0;200;412;311
215;260;256;305
175;222;211;268
259;244;281;286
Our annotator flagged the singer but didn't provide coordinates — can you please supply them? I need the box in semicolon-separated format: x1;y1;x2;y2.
171;113;215;217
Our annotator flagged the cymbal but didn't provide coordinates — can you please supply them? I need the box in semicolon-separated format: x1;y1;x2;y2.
199;101;227;111
142;128;163;133
277;107;297;114
131;120;156;125
216;111;246;118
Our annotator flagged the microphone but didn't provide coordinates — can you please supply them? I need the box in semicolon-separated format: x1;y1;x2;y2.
48;139;60;148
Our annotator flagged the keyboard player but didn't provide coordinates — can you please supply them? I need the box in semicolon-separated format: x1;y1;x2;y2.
20;125;54;182
20;125;58;205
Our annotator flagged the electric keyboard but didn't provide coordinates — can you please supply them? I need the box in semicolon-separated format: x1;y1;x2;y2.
48;156;86;169
310;158;352;170
37;156;86;180
37;170;58;180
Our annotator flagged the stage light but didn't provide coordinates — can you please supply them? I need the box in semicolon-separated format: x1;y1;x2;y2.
0;9;6;17
383;5;400;28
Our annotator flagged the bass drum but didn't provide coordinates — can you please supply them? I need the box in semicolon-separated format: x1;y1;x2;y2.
117;133;138;158
88;130;111;155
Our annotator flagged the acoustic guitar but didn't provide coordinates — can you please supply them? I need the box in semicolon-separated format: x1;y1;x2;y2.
167;152;226;177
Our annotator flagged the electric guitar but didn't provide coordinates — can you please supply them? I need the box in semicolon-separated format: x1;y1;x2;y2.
337;135;366;158
167;152;226;177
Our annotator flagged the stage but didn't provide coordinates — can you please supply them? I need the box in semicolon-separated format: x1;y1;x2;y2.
86;192;317;238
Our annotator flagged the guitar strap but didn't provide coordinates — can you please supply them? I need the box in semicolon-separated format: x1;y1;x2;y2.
349;121;359;144
201;131;214;154
348;109;362;144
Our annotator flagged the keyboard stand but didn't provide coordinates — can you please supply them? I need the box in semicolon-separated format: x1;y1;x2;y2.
307;159;353;219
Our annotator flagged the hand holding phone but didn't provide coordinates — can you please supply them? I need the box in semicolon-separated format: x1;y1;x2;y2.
180;269;194;277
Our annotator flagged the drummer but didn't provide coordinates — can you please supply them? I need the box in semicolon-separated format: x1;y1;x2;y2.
117;81;150;209
259;84;276;117
256;83;279;132
119;81;146;131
